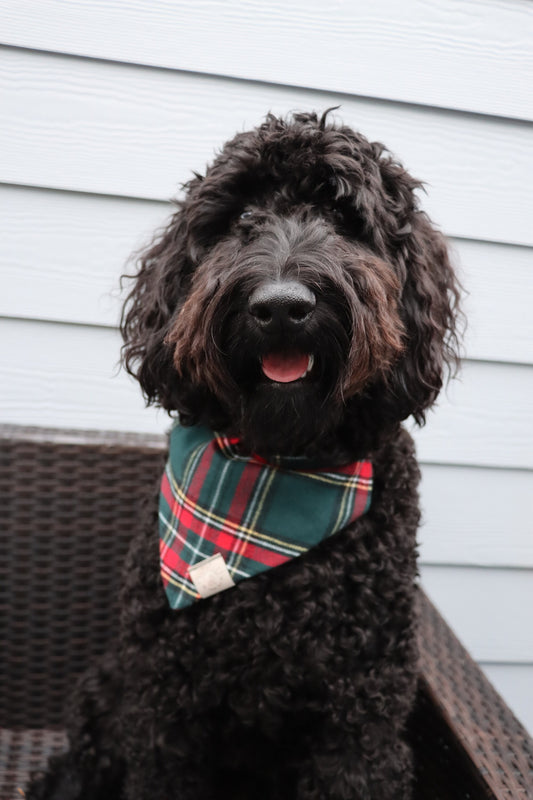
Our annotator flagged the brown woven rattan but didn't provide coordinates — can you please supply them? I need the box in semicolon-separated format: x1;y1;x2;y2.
1;424;532;799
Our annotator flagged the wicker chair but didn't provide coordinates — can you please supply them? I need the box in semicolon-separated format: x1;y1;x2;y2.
1;425;532;799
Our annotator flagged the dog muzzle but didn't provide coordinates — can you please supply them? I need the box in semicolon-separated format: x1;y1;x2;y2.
159;422;373;610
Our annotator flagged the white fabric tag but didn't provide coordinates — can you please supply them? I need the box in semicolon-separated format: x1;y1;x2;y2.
188;553;236;598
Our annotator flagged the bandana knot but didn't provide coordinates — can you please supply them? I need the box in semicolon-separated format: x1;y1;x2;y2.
159;423;373;609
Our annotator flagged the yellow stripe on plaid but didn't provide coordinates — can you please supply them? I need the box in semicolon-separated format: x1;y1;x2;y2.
164;462;308;555
232;466;278;574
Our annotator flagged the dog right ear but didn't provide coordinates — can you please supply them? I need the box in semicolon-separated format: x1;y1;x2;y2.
120;206;193;410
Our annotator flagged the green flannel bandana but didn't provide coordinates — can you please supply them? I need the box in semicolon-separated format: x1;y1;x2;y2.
159;422;373;609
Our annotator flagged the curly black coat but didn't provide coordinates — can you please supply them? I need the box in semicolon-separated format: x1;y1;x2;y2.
28;111;461;800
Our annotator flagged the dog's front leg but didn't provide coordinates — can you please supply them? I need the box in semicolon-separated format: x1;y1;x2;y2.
121;716;217;800
295;723;413;800
291;642;417;800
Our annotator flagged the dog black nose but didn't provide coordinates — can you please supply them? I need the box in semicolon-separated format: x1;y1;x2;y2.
248;281;316;329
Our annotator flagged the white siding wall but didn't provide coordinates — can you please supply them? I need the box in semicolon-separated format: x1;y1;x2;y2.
1;0;532;732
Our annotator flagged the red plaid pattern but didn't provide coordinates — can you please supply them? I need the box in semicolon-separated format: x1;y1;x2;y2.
160;423;373;609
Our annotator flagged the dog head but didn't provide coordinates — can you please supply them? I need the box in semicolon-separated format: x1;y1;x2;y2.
121;112;461;457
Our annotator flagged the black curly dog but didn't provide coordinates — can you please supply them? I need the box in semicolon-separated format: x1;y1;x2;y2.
28;112;461;800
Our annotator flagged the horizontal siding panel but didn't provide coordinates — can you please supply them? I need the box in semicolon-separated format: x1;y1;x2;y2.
1;0;532;120
420;565;533;663
1;48;532;246
419;464;533;568
0;186;167;328
481;663;533;735
458;239;533;365
1;185;532;365
0;320;168;435
411;359;533;470
0;318;531;469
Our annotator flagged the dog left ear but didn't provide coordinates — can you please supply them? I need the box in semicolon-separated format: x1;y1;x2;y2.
387;209;463;425
120;206;193;410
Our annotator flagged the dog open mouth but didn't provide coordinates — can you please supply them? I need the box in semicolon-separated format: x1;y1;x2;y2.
261;352;314;383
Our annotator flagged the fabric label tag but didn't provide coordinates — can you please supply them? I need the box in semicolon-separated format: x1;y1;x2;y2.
188;553;236;598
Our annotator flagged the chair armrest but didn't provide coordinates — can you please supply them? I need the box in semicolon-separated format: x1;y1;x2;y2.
415;590;533;798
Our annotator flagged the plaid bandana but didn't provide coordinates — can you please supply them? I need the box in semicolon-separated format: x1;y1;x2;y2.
159;422;373;610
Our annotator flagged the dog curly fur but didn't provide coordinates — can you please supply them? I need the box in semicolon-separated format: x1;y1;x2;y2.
28;111;461;800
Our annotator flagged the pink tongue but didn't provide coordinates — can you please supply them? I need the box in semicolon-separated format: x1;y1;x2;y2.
262;353;310;383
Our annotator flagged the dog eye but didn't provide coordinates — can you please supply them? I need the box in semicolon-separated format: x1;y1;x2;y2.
240;211;253;220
